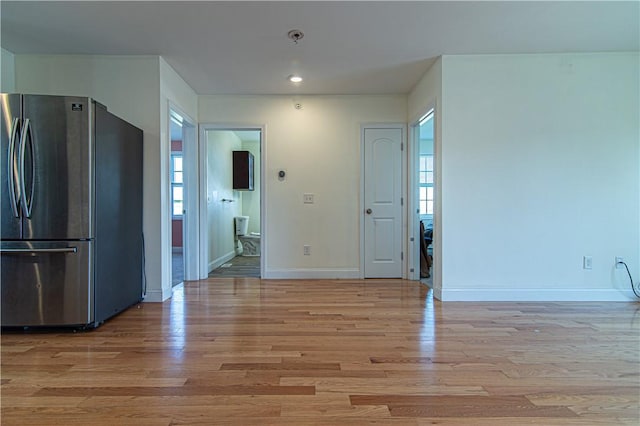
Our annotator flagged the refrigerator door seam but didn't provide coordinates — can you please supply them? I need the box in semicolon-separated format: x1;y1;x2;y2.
7;117;21;218
18;118;34;218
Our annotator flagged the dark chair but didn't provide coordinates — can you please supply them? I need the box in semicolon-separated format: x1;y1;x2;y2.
420;221;432;278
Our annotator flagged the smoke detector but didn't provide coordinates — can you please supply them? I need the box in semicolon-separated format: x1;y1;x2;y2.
287;29;304;44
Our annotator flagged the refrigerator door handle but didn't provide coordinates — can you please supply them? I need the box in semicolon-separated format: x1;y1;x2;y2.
18;118;34;218
7;117;21;218
0;247;78;254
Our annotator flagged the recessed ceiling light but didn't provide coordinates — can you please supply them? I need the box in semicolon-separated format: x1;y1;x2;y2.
288;75;303;83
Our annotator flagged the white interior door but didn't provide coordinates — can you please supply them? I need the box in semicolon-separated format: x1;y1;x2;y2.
363;127;403;278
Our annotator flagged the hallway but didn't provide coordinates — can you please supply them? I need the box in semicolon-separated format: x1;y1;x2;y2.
172;252;183;286
208;256;260;278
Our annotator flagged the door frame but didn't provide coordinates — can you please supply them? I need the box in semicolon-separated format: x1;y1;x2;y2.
168;102;198;282
409;102;440;290
359;123;407;279
198;123;266;279
408;118;421;282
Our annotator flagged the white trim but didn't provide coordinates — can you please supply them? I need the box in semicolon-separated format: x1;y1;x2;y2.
263;268;360;280
208;250;237;273
359;126;365;279
170;152;184;220
198;124;208;279
408;123;420;281
260;126;266;280
168;102;198;283
408;101;438;286
360;123;406;279
418;109;434;126
198;123;266;279
439;288;637;302
433;285;443;301
182;120;198;281
401;124;407;280
143;289;167;303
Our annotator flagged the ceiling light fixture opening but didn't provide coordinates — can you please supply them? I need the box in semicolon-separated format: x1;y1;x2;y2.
288;75;303;83
287;29;304;44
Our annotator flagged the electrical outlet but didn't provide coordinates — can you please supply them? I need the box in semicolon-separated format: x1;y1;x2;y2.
583;256;593;270
615;257;624;269
303;245;311;256
303;193;314;204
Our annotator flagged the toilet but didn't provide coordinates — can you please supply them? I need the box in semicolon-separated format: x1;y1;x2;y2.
235;216;260;256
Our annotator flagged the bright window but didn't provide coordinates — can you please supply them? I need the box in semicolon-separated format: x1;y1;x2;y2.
419;155;434;215
171;154;183;217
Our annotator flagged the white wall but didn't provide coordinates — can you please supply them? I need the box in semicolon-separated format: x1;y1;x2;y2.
159;57;198;300
438;53;639;301
199;95;407;278
241;139;261;234
1;48;15;92
15;55;160;130
409;58;442;124
206;130;242;269
14;54;198;302
14;54;164;300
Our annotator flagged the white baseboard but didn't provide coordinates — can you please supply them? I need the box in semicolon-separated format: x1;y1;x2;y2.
208;251;237;273
263;268;360;279
142;289;171;303
440;288;637;302
431;286;443;301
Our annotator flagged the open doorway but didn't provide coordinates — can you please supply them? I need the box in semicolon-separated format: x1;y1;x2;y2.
410;108;435;286
169;106;197;287
199;126;263;278
170;113;184;286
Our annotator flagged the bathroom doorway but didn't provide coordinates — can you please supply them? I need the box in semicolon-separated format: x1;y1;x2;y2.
198;125;264;278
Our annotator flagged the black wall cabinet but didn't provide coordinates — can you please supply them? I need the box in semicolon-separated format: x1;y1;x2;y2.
233;151;254;191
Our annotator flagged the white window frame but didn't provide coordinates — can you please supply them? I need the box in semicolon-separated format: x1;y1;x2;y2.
419;154;434;216
171;153;184;218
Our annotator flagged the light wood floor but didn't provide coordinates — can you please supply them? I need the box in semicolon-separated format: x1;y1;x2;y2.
2;279;639;425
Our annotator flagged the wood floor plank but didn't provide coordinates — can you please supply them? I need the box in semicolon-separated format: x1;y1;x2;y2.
0;412;171;426
0;396;88;407
413;418;638;426
389;403;577;418
245;369;388;379
34;384;315;397
280;403;391;418
2;278;638;424
351;395;578;417
76;394;348;408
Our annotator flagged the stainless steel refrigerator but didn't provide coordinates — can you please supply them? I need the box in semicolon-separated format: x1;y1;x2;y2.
1;94;143;328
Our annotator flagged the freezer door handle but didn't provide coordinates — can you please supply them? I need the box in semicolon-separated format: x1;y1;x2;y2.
0;247;78;254
18;118;34;218
7;117;21;218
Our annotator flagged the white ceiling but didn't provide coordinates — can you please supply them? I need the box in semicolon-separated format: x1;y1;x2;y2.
1;1;638;95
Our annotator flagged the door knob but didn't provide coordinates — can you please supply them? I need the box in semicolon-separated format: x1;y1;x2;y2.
366;208;372;215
